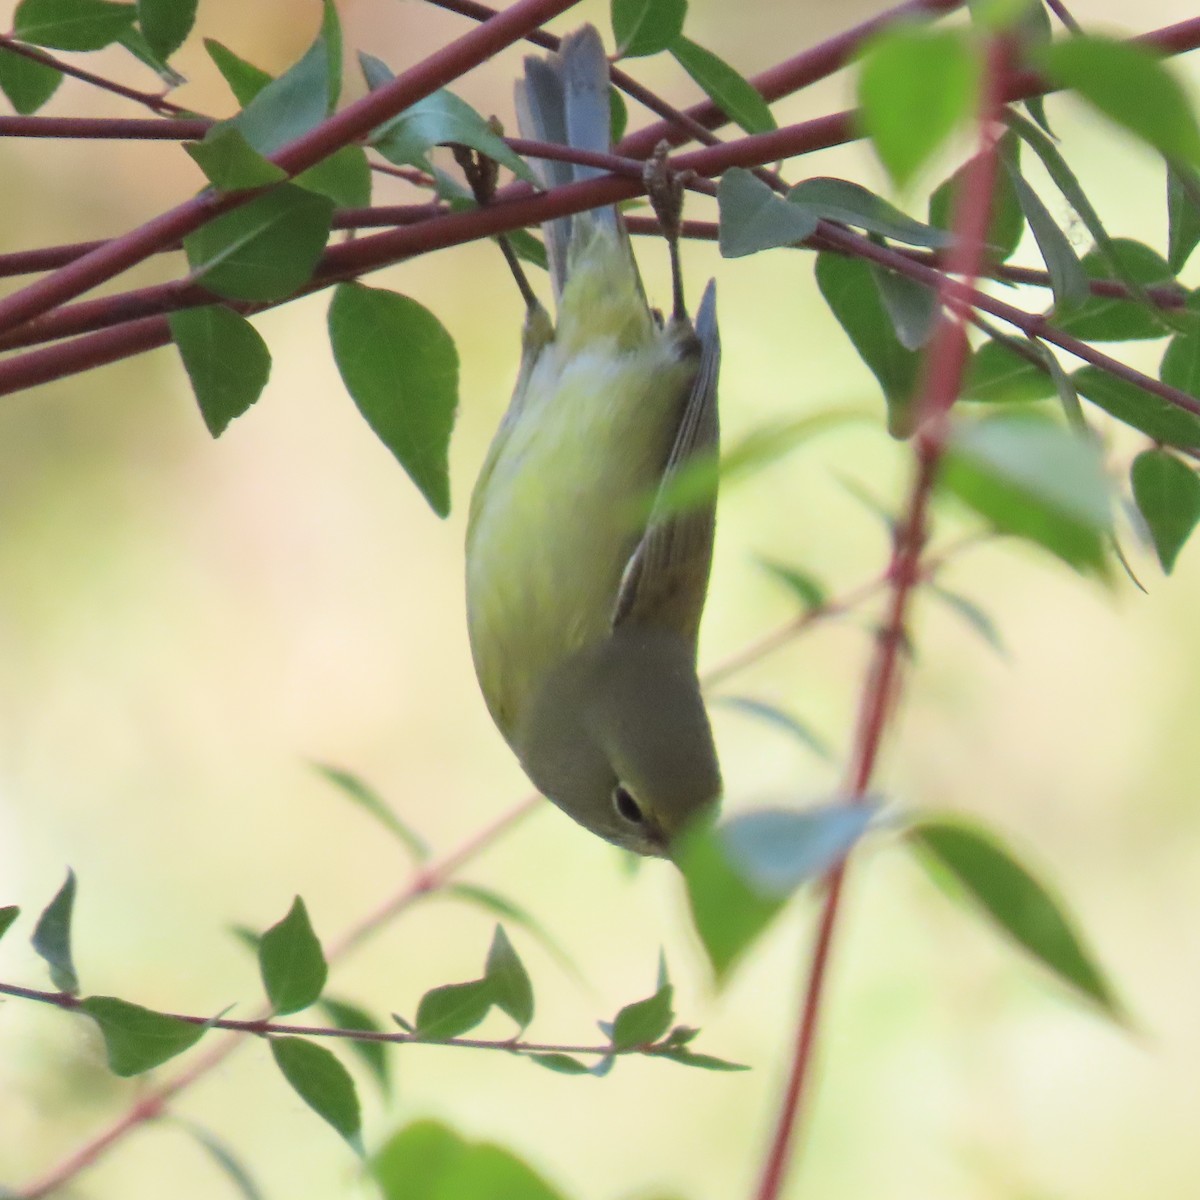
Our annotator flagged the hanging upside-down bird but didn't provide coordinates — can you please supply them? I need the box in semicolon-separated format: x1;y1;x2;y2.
465;25;722;857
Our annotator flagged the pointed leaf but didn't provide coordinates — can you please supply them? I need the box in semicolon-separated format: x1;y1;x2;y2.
32;869;78;994
530;1052;590;1075
816;251;920;436
1131;449;1200;573
0;44;62;113
1037;36;1200;167
270;1036;364;1155
857;27;978;188
611;983;673;1050
941;413;1112;571
907;816;1124;1019
258;896;327;1015
328;282;459;517
318;997;391;1096
185;124;288;192
0;905;17;945
484;926;534;1029
205;38;271;105
363;56;535;184
184;184;333;302
169;305;271;438
869;264;938;350
928;583;1007;655
962;338;1056;404
655;1047;749;1071
171;1119;266;1200
677;823;785;983
1006;162;1088;310
138;0;196;59
756;558;827;610
14;0;136;51
714;696;833;761
717;167;818;258
79;996;206;1076
670;36;775;136
612;0;686;58
720;804;876;895
792;176;951;248
1168;163;1200;274
415;979;493;1039
312;763;429;861
1073;365;1200;450
1055;241;1175;343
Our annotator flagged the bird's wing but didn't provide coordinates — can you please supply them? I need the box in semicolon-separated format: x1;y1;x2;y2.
611;280;720;651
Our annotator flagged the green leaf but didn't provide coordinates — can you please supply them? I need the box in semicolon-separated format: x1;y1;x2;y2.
719;805;876;896
1131;449;1200;573
713;696;833;761
184;183;333;302
1005;161;1088;310
655;1046;749;1071
117;24;184;86
670;36;775;136
258;896;327;1015
312;763;429;860
169;305;271;438
415;979;493;1039
929;138;1023;261
270;1036;364;1155
1007;111;1166;322
79;996;206;1076
0;906;20;942
371;1121;567;1200
928;582;1007;655
531;1052;590;1075
296;146;372;207
756;558;826;610
609;84;628;143
363;55;535;184
204;37;272;106
792;176;953;248
907;816;1124;1019
226;6;337;157
962;338;1055;404
32;869;78;994
857;27;978;188
138;0;195;59
940;413;1112;572
815;251;920;437
484;926;534;1030
612;0;686;57
13;0;136;51
0;44;62;113
171;1119;266;1200
1073;365;1200;450
869;263;938;350
717;167;818;259
1037;36;1200;167
185;124;288;192
318;997;391;1096
1161;321;1200;402
328;282;459;517
677;823;785;983
1167;163;1200;274
1056;241;1175;343
611;983;673;1050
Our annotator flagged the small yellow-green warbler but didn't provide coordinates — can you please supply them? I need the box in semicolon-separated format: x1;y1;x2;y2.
465;25;721;857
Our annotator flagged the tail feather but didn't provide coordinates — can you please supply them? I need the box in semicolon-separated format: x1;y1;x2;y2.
516;25;619;300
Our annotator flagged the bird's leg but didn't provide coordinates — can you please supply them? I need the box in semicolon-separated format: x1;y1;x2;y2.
643;141;695;325
452;132;541;314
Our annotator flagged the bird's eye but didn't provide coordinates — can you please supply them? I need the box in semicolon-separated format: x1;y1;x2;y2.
612;784;644;824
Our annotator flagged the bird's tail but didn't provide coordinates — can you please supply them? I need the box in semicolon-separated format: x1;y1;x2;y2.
515;25;624;303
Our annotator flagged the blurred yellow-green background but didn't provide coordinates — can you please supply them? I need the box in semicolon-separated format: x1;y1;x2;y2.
3;1;1200;1197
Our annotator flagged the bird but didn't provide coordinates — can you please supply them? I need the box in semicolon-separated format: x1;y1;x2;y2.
465;24;722;857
